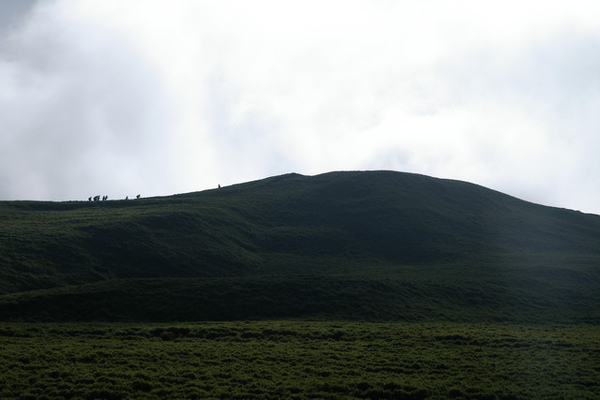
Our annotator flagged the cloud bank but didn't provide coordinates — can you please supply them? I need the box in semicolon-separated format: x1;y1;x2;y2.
1;0;599;215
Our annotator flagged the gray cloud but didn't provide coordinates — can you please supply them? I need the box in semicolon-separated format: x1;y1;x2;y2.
0;0;37;35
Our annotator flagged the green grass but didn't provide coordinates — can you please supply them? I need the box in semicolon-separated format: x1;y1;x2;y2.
1;269;598;323
0;171;599;323
0;321;599;399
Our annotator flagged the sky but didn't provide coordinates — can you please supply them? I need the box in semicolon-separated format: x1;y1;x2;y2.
1;0;599;215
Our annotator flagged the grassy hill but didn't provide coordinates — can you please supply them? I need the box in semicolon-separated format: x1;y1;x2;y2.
0;170;599;322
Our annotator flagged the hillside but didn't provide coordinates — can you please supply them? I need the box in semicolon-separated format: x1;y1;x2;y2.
0;171;599;322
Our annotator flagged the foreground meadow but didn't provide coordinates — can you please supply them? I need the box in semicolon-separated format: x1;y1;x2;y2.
0;321;598;399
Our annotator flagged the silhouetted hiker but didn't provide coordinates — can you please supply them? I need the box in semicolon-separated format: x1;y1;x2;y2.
218;184;221;189
125;196;128;200
136;194;140;199
93;195;100;201
88;197;92;201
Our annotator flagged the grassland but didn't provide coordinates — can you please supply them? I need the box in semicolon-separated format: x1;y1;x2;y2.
1;171;599;398
1;321;599;399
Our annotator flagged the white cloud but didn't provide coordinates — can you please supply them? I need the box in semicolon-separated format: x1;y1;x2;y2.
0;0;599;214
0;1;179;199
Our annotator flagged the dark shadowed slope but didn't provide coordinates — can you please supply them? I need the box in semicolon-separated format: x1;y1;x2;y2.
0;171;599;322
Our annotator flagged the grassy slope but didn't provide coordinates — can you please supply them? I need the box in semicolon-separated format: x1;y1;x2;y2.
0;171;599;322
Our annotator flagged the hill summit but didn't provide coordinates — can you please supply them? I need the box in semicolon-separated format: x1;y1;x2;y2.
0;171;599;322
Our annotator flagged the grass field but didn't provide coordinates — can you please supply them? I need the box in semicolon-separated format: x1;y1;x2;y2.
1;172;599;398
1;321;599;399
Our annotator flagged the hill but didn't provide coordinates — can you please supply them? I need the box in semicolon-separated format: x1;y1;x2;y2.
0;170;599;322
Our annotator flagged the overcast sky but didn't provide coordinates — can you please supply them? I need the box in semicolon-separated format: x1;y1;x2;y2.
1;0;599;215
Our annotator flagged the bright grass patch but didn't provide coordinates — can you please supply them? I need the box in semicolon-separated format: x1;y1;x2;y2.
0;321;598;399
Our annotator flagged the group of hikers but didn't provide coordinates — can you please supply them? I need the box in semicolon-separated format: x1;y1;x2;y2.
88;194;140;201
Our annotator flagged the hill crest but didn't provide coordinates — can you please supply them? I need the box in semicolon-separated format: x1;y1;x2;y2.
0;170;598;322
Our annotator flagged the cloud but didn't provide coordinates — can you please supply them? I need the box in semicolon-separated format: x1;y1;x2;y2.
0;0;37;35
427;26;600;211
0;1;177;199
0;0;599;215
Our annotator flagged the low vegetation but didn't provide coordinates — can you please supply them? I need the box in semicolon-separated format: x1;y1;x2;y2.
1;269;598;323
1;321;599;399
